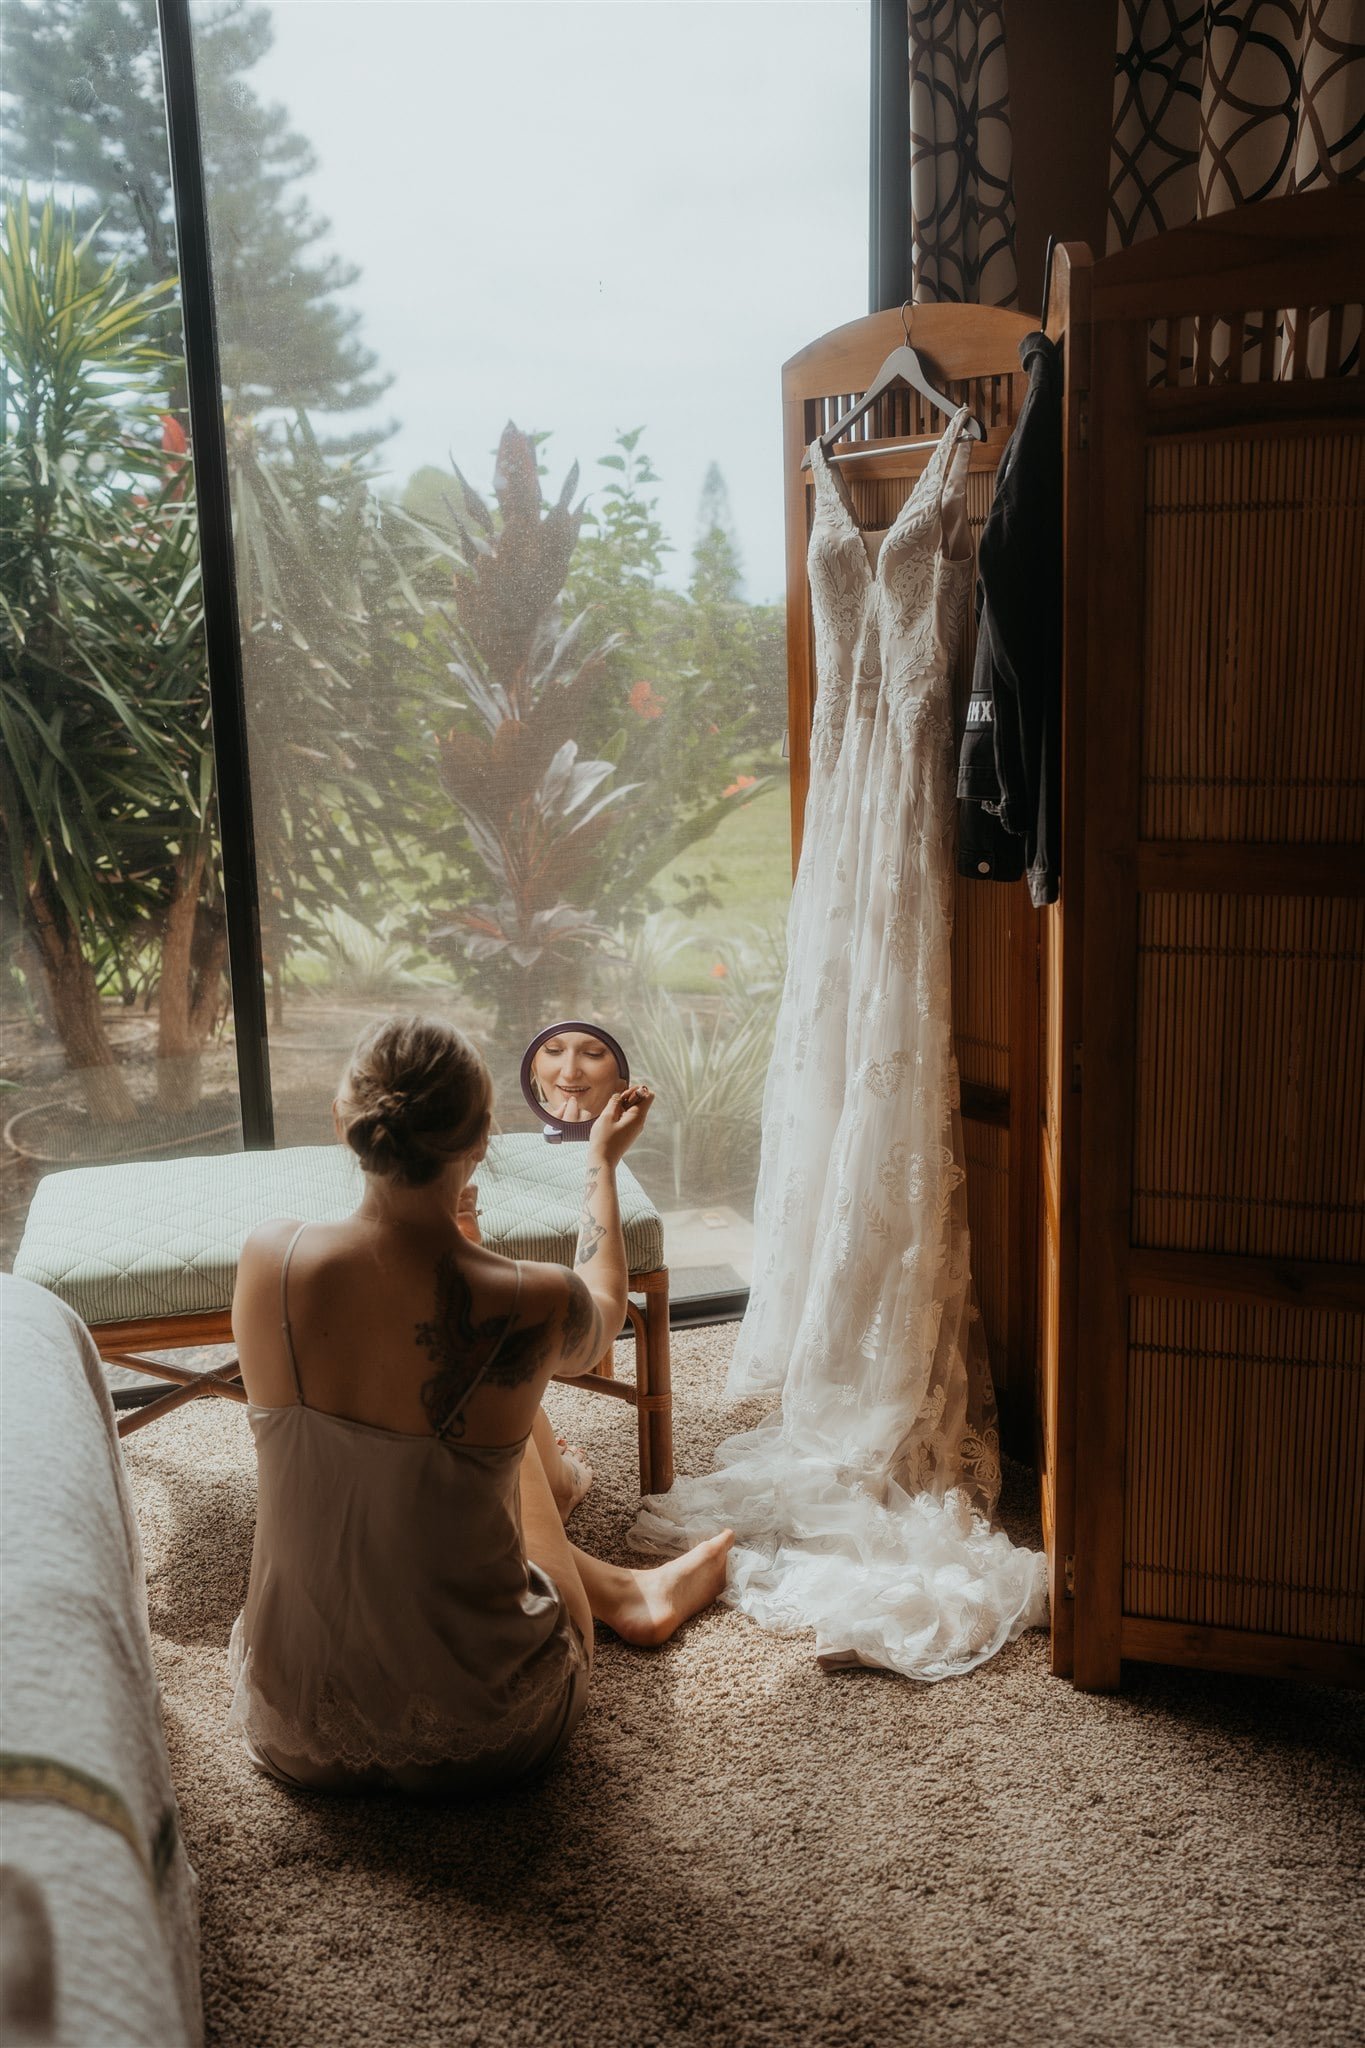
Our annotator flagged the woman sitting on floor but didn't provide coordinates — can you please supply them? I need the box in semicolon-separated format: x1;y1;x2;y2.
228;1014;732;1794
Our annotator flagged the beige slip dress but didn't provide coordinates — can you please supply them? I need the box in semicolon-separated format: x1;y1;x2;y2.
228;1225;588;1794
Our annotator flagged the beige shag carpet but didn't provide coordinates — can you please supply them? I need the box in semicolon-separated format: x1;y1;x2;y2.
123;1327;1364;2048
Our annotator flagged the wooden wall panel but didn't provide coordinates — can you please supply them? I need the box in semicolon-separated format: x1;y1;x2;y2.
952;886;1013;1101
963;1118;1009;1377
1125;1294;1365;1643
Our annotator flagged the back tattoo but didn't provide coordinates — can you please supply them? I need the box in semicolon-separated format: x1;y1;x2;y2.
415;1256;602;1436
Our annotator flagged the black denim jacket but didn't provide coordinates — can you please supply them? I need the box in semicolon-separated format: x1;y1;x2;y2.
956;330;1063;907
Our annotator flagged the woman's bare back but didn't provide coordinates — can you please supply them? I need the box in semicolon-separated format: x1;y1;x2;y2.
232;1211;599;1444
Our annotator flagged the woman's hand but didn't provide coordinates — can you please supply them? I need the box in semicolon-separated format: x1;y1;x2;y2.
587;1084;654;1167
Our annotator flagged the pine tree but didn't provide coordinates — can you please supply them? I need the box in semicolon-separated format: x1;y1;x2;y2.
0;0;389;443
690;460;744;604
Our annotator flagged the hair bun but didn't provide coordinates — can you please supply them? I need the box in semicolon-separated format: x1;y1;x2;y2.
337;1015;492;1188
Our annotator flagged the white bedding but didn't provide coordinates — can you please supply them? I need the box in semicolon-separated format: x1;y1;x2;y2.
0;1275;202;2048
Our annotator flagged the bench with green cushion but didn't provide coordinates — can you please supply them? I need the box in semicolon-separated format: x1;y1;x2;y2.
13;1135;673;1493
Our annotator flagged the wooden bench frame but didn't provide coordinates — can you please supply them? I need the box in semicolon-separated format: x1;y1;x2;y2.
99;1266;675;1495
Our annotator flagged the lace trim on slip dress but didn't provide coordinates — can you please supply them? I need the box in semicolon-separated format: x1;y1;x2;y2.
226;1612;583;1774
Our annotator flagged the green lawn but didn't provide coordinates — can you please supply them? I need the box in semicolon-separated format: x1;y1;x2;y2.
652;775;793;992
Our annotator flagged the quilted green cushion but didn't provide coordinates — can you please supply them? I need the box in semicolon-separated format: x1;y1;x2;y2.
13;1135;664;1327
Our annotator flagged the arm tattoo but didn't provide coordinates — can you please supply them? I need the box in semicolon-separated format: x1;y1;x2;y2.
575;1163;606;1268
559;1270;603;1369
415;1252;552;1438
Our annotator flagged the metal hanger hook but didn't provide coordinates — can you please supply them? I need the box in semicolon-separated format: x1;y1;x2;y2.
900;298;914;346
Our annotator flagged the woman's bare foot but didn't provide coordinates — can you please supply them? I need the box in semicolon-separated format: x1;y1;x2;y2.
594;1531;735;1647
551;1438;593;1524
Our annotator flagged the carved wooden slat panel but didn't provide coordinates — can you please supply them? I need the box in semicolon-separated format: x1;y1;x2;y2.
1143;304;1363;388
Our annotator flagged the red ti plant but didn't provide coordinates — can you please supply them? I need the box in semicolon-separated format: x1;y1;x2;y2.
430;424;637;1034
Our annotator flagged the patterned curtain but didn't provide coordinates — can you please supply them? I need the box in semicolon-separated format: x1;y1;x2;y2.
908;0;1018;307
1109;0;1365;249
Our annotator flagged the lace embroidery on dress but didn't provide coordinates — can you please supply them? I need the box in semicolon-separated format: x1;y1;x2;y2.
226;1615;582;1774
629;409;1047;1681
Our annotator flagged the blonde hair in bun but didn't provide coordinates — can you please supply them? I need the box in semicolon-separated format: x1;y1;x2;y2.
337;1015;492;1187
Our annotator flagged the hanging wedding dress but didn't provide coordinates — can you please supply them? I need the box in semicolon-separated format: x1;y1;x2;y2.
631;409;1049;1680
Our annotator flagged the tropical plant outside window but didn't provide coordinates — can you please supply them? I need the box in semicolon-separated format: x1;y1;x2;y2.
0;0;869;1295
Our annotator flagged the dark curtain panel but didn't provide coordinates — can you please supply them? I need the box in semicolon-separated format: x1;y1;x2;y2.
908;0;1019;306
1109;0;1365;248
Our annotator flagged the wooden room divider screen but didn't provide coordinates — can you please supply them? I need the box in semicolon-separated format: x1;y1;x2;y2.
1046;189;1365;1692
783;188;1364;1694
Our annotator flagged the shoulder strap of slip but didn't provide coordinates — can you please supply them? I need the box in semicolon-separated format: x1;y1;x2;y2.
278;1222;310;1404
435;1258;524;1440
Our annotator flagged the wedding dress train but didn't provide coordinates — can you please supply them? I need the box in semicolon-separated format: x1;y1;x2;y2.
630;410;1049;1680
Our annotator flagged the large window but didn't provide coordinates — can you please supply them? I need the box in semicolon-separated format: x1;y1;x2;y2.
194;0;869;1299
1;0;869;1299
0;0;242;1266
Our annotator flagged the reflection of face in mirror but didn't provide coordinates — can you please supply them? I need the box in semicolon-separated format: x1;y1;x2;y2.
520;1019;630;1142
531;1032;619;1124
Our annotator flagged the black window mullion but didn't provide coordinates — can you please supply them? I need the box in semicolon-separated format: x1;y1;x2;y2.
869;0;910;313
156;0;274;1147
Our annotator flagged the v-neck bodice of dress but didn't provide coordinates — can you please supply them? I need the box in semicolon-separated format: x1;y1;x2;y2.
806;411;974;774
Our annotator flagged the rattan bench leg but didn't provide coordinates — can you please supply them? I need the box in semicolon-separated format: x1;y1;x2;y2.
634;1272;674;1496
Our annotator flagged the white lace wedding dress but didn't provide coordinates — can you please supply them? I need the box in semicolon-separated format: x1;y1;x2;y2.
631;409;1049;1680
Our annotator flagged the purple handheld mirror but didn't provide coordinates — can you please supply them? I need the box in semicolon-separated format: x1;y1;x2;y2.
520;1020;630;1143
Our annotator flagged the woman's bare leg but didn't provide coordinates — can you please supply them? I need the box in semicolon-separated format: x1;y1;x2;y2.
570;1530;735;1648
531;1405;592;1523
519;1434;595;1664
519;1437;733;1653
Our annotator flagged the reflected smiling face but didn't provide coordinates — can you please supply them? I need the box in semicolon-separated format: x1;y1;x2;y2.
531;1033;619;1123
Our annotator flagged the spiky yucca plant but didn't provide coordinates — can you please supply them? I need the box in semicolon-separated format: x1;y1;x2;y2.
608;917;783;1199
0;190;184;1118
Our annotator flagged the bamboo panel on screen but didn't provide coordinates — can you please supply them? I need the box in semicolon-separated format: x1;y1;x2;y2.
1141;434;1365;845
1124;1296;1364;1644
1133;894;1365;1263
